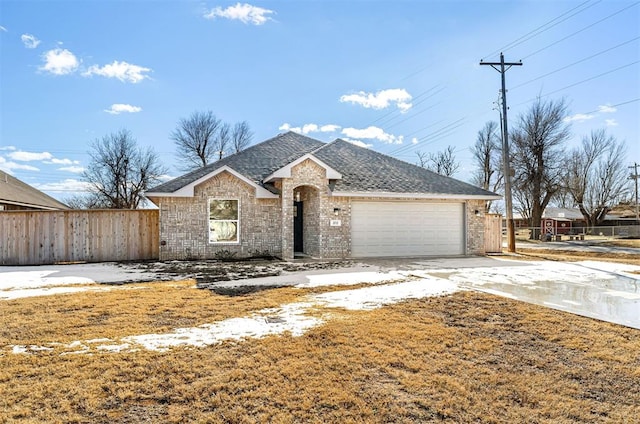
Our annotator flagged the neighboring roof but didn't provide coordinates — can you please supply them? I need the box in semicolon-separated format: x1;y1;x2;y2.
0;170;69;210
543;207;585;220
147;131;500;199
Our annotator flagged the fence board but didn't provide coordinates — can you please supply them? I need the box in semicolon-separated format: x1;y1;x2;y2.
484;214;503;253
0;209;159;265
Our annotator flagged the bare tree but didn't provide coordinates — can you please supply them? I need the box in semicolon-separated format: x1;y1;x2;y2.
63;193;108;209
416;146;460;177
171;111;221;171
231;121;253;154
471;121;503;212
511;97;571;239
171;111;253;169
84;130;167;209
566;129;628;228
217;123;231;160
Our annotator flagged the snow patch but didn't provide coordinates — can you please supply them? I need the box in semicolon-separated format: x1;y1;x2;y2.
313;278;459;310
296;271;408;288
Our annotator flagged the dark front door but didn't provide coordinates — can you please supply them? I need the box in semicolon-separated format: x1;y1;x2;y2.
293;201;303;252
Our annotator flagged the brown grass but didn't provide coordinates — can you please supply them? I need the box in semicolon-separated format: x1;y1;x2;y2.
2;281;640;423
514;248;640;266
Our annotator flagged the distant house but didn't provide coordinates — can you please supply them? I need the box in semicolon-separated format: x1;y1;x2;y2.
511;206;638;233
145;132;500;260
0;170;69;211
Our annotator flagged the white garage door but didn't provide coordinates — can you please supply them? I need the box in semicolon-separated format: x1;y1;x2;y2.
351;201;465;257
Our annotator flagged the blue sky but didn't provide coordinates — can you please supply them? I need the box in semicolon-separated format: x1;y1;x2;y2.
1;0;638;201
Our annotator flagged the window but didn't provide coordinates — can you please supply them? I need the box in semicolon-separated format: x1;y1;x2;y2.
209;199;239;243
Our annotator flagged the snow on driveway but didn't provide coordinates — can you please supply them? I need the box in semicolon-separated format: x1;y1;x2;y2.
4;258;640;355
413;260;640;329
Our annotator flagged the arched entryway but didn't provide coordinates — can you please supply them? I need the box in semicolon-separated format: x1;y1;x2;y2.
292;185;320;257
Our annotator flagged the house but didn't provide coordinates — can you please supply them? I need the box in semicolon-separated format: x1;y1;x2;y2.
0;170;69;211
145;132;500;260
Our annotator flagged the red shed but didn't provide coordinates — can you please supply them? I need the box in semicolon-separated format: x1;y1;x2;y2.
542;218;572;235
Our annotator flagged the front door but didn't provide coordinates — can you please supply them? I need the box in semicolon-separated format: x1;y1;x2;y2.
293;201;303;252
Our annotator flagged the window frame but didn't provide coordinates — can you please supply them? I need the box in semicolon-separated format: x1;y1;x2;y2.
208;198;240;244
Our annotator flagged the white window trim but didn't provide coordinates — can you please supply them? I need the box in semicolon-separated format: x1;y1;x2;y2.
208;198;240;244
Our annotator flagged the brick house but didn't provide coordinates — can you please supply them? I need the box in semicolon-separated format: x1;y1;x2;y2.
145;132;500;260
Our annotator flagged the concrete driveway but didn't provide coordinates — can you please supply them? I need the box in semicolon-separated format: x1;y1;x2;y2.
1;257;639;330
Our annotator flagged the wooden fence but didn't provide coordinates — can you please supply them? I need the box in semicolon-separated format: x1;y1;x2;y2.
484;214;503;253
0;209;159;265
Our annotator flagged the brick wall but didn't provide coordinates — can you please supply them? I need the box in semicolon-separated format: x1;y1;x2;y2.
466;199;486;255
279;158;351;260
155;172;281;260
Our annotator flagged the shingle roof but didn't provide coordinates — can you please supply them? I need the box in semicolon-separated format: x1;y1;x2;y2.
0;170;69;210
148;132;324;193
147;131;499;198
314;139;497;196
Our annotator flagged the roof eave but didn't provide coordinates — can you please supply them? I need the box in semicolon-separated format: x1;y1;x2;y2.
0;199;67;210
330;191;502;200
144;166;279;200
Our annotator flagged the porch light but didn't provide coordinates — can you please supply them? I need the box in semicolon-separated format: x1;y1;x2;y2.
333;207;341;215
295;192;301;202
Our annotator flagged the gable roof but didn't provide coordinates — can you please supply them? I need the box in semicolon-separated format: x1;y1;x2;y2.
0;170;69;210
147;131;323;195
146;131;499;199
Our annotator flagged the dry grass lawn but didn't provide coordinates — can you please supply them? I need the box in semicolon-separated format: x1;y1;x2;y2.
2;278;640;423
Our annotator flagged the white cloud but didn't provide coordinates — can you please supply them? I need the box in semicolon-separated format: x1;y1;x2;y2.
341;126;403;144
39;48;79;75
46;158;78;165
0;157;39;172
33;179;90;192
204;3;275;25
598;104;617;113
279;122;341;135
320;124;341;132
83;61;151;83
8;151;53;161
342;138;373;149
301;123;318;134
339;88;413;112
563;113;595;123
58;166;85;173
104;103;143;115
0;26;7;32
21;33;41;49
411;137;418;145
0;146;16;151
605;119;618;127
279;123;300;133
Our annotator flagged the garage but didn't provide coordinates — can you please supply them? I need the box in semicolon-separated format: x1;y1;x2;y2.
350;201;465;257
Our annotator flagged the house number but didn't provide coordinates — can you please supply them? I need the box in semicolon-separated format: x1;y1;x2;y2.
330;219;341;227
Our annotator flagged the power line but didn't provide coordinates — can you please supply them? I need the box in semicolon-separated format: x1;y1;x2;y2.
580;98;640;115
512;37;640;90
521;2;640;60
512;60;640;108
481;0;600;61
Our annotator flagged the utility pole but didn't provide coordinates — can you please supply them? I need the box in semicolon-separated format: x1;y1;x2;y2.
630;162;639;223
480;53;522;253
